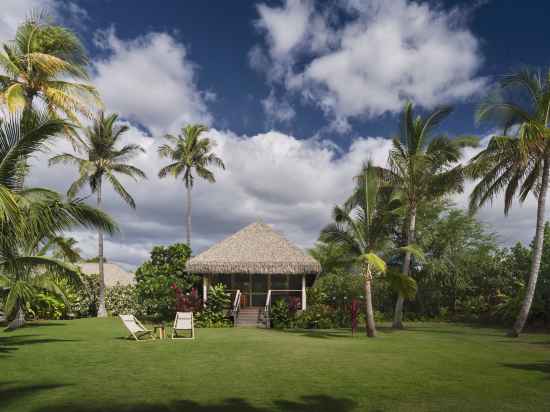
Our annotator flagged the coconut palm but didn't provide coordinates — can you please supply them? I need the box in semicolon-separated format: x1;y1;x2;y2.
158;124;225;247
0;13;100;124
38;236;82;263
49;112;146;317
321;162;399;337
0;111;116;330
468;68;550;337
387;102;478;329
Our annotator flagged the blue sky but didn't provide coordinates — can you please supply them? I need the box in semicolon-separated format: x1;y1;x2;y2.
74;0;550;142
3;0;549;268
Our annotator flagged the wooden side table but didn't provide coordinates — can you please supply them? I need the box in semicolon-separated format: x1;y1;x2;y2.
154;325;166;340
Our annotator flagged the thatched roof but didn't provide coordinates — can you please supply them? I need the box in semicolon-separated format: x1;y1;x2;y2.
78;263;135;287
186;222;321;275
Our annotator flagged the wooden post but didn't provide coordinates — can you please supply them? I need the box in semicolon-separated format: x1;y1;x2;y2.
301;274;307;311
203;275;208;305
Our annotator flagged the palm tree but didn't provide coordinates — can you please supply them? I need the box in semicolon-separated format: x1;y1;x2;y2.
0;13;100;124
38;236;82;263
387;102;478;329
158;124;225;247
321;162;398;337
49;112;146;317
0;111;116;330
468;68;550;337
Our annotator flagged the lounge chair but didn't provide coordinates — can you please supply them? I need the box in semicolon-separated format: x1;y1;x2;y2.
119;314;155;341
172;312;195;340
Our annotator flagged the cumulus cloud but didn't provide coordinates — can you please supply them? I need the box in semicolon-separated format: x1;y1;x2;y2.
0;0;57;43
92;28;211;135
28;124;392;268
253;0;486;129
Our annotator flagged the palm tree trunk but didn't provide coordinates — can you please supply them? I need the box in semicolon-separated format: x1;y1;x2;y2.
393;205;417;329
6;305;26;331
365;266;376;338
510;158;550;337
96;182;107;318
186;184;192;248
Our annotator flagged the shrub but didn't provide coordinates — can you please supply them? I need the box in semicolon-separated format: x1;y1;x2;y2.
71;273;100;317
195;284;231;328
134;243;198;321
28;292;66;320
294;304;337;329
105;284;139;316
270;299;291;328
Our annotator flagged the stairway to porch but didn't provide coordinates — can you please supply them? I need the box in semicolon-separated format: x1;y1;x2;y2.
235;307;265;327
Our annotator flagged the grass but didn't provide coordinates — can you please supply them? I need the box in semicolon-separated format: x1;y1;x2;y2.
1;319;549;412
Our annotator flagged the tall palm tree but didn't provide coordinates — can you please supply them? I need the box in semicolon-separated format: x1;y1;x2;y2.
158;124;225;247
0;111;116;330
322;162;398;337
468;68;550;337
0;14;100;124
387;102;478;329
49;112;146;317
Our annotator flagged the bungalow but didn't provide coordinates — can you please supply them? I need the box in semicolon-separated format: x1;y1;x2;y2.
186;222;321;326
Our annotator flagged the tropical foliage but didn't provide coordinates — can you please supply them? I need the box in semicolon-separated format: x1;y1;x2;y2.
134;243;197;321
0;111;116;330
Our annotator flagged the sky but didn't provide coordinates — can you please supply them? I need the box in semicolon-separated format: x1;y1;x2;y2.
2;0;550;269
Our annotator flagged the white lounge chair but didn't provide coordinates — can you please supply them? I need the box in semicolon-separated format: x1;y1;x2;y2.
172;312;195;340
119;314;155;341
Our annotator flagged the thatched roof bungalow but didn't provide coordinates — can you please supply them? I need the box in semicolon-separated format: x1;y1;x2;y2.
186;222;320;310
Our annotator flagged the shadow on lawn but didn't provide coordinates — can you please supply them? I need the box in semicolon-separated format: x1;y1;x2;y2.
0;334;78;356
501;361;550;379
1;381;69;407
30;395;357;412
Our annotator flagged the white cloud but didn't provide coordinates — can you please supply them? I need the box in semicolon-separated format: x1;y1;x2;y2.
92;28;211;135
253;0;486;129
0;0;57;43
262;91;296;123
28;123;392;268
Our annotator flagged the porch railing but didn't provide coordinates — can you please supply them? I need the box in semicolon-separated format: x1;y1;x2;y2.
263;289;302;328
230;289;241;327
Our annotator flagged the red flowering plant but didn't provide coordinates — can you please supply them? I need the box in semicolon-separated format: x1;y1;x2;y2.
171;284;202;313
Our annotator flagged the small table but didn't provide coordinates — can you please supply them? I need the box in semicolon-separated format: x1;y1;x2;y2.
154;325;166;340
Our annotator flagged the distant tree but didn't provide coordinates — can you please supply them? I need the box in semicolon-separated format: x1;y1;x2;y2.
158;125;225;248
49;112;146;317
468;68;550;336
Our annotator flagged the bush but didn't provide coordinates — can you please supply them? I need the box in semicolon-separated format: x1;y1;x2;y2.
105;284;139;316
28;292;66;320
70;273;100;317
195;284;232;328
270;299;291;328
294;304;337;329
134;243;198;321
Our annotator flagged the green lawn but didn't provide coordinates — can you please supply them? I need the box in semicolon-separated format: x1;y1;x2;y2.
1;319;549;412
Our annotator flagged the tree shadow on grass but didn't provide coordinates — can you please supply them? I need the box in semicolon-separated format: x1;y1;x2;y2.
0;381;69;408
0;334;78;356
279;329;355;339
30;395;357;412
501;361;550;379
